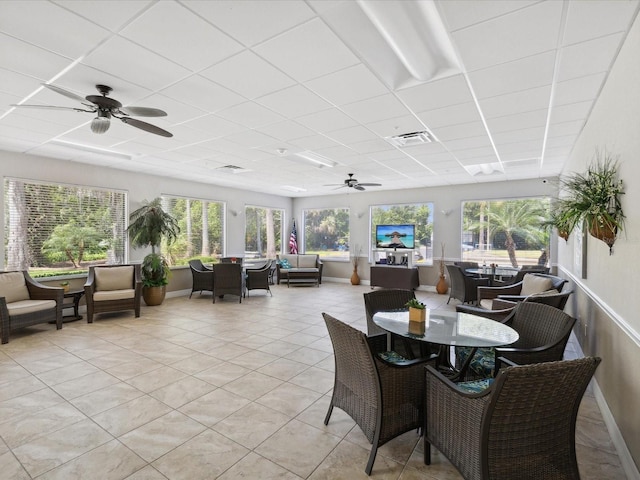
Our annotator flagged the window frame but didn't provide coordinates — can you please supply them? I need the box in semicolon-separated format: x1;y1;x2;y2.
243;204;284;260
302;207;351;260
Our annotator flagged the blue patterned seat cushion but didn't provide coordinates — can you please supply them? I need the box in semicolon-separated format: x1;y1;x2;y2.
456;346;496;378
377;350;408;364
457;378;494;394
279;259;292;269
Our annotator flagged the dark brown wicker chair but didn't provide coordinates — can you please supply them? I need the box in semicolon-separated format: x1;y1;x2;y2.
363;288;425;359
0;271;63;344
456;290;573;322
446;264;490;305
323;313;434;475
188;259;214;298
245;259;272;297
212;263;244;303
84;265;142;323
476;273;567;309
491;265;550;286
456;301;577;380
424;356;601;479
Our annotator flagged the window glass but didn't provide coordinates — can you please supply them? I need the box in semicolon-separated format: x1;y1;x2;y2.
244;206;283;259
4;178;126;277
370;203;434;265
461;198;551;267
303;208;350;260
161;196;224;265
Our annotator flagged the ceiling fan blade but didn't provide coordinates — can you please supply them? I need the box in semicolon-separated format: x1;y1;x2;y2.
332;185;348;190
120;106;167;117
357;182;382;187
354;185;366;191
323;183;345;186
11;104;93;113
120;117;173;137
42;83;87;104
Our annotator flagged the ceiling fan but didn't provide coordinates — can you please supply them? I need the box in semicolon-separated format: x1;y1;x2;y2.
325;173;382;191
12;83;173;137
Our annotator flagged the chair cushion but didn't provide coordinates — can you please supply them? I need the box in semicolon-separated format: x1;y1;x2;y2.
377;350;408;364
480;299;494;310
281;254;298;268
0;272;30;303
298;255;317;268
95;266;133;291
93;289;135;301
457;346;496;378
6;299;56;315
457;378;494;394
520;274;553;296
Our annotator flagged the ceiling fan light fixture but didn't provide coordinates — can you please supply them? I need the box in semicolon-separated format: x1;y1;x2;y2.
90;110;111;134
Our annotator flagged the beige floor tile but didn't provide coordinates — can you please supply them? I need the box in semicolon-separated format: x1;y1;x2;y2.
256;357;311;381
104;357;164;381
123;465;168;479
288;365;335;394
50;370;121;400
179;388;250;427
217;451;302;480
257;382;322;417
0;450;30;479
169;352;222;374
213;402;290;449
193;361;251;387
91;395;173;437
0;388;64;423
70;382;145;416
296;395;356;438
125;366;187;393
149;375;215;409
222;371;283;400
36;361;101;387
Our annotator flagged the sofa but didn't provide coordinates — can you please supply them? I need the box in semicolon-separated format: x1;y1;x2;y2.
276;254;323;286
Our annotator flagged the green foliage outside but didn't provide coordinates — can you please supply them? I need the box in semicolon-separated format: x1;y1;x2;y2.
304;208;350;257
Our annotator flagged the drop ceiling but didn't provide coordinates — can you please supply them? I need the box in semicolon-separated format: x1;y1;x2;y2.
1;0;638;197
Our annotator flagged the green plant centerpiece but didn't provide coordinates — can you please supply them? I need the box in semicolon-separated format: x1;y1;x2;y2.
553;150;624;254
405;298;427;323
127;198;180;305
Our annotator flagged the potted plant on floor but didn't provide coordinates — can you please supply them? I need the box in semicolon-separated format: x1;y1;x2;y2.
127;198;180;306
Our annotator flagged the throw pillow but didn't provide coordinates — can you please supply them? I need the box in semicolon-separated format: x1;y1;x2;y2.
279;259;292;269
520;274;553;296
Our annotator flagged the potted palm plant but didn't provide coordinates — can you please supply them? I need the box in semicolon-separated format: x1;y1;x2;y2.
127;198;180;305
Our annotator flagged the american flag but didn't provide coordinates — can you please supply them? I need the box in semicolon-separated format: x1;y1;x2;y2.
289;221;298;254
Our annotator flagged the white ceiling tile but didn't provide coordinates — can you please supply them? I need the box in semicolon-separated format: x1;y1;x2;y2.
553;73;606;106
214;102;284;129
82;36;191;91
296;108;358;132
305;64;389;106
131;94;206;125
563;0;639;45
493;127;546;145
478;85;552;119
325;125;378;145
547;120;584;138
256;85;332;119
200;50;296;99
444;135;493;152
549;101;593;124
119;2;243;72
437;0;539;32
432;121;487;141
1;1;110;58
223;130;278;149
1;34;72;81
184;0;315;47
349;139;395;155
0;68;43;98
365;115;426;139
180;114;244;138
53;0;153;32
254;18;359;82
160;75;244;114
254;121;315;143
289;134;343;151
417;102;482;129
452;1;563;72
397;75;473;111
557;33;625;82
485;109;548;134
469;51;556;99
341;94;411;124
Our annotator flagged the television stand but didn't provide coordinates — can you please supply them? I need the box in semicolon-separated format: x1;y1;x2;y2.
370;265;419;290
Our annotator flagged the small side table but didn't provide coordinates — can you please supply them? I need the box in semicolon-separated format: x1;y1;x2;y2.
62;289;85;322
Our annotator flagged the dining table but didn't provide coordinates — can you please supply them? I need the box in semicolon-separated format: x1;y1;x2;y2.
372;309;519;379
465;266;520;286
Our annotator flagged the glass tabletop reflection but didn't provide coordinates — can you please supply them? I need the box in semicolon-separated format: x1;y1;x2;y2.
372;309;518;348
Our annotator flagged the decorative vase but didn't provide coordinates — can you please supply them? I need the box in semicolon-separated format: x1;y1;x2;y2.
143;285;166;306
408;320;425;336
436;275;448;294
350;268;360;285
409;307;426;322
589;223;617;253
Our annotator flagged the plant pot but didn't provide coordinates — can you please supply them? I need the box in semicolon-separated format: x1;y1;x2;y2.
589;222;617;251
408;320;425;336
350;268;360;285
143;285;166;306
409;307;426;322
436;275;448;294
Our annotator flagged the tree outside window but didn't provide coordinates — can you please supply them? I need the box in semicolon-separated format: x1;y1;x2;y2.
244;206;283;259
461;198;551;267
303;208;350;260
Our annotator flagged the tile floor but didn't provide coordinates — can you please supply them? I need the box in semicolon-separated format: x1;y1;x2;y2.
0;283;627;479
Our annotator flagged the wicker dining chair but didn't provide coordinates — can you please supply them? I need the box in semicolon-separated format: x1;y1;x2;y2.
424;356;601;480
188;259;214;299
244;259;272;297
212;263;244;303
323;313;434;475
446;264;490;305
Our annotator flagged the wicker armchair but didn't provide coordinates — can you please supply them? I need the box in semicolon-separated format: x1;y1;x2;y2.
245;259;272;297
456;301;577;379
323;313;434;475
84;265;142;323
212;263;244;303
446;264;490;305
363;288;426;359
491;265;550;286
476;273;567;310
424;356;601;480
188;259;214;298
0;271;63;344
456;290;573;322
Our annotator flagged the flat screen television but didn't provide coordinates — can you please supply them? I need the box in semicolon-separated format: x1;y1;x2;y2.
375;224;415;249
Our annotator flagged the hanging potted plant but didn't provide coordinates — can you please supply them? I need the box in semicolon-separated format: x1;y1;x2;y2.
127;198;180;305
557;150;625;254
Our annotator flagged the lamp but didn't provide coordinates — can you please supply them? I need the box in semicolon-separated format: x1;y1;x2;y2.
90;110;111;134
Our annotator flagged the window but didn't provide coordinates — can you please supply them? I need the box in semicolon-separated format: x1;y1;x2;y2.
370;203;434;265
461;198;551;267
4;178;126;276
161;196;224;265
244;205;283;259
303;208;350;260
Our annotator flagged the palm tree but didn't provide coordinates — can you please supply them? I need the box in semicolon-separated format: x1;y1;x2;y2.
486;200;548;267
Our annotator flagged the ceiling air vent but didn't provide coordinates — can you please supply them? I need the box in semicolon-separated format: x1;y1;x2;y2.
216;165;251;174
385;131;435;148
